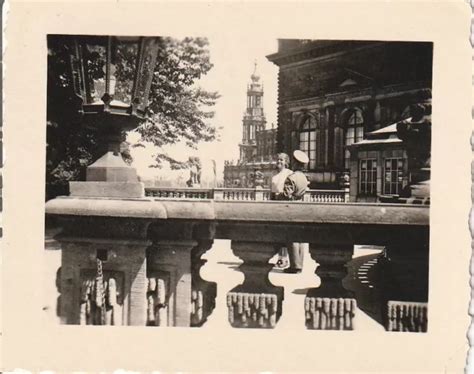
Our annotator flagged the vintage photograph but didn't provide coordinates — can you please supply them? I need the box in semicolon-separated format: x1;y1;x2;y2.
44;34;431;332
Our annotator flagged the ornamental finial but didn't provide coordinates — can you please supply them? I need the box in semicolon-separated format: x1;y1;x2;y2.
251;60;260;82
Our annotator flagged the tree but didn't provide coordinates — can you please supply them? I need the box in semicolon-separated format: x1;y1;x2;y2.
46;35;219;200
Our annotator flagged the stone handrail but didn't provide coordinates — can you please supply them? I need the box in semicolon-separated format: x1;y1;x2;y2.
46;197;429;331
145;187;347;202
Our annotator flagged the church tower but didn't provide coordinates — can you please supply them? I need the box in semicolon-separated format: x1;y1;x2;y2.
239;62;266;163
223;61;277;188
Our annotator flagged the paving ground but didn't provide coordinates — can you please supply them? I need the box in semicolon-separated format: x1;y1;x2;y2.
42;238;386;331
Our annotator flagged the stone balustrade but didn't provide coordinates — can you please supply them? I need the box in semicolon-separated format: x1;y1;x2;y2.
145;187;347;202
145;187;213;199
46;197;429;331
214;188;261;201
303;189;347;203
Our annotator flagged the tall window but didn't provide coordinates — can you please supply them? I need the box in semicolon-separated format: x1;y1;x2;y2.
359;158;377;196
255;96;261;107
383;158;404;195
345;109;364;169
299;116;317;169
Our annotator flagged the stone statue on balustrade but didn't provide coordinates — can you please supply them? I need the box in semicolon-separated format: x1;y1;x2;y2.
254;170;264;188
186;156;202;187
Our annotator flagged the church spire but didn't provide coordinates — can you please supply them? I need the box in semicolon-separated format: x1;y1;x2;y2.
239;61;266;163
251;59;260;82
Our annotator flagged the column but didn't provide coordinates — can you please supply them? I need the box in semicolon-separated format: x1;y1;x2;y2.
227;241;282;328
305;244;356;330
147;240;196;327
190;240;217;327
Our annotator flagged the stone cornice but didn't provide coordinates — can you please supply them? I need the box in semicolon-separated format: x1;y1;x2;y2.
267;41;383;69
282;82;430;110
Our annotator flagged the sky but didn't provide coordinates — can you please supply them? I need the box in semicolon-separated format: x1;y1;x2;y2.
128;35;279;182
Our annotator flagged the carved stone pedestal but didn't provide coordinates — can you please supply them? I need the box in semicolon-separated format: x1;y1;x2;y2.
191;240;217;327
227;290;280;328
381;241;429;332
386;301;428;332
227;241;282;328
305;244;356;330
305;295;356;330
60;237;149;326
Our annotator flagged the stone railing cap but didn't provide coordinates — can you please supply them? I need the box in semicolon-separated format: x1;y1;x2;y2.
46;196;428;226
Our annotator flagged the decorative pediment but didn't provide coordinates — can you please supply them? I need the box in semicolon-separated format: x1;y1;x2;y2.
336;67;374;90
339;78;358;87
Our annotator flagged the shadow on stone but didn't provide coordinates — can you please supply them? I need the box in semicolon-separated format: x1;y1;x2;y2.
344;253;384;326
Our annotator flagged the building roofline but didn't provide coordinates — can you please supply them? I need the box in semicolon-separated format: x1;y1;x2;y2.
266;40;383;67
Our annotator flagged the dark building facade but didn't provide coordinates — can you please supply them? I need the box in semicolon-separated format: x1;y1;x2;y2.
267;40;433;193
224;64;277;188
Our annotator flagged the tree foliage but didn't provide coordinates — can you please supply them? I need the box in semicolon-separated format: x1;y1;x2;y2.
46;35;219;200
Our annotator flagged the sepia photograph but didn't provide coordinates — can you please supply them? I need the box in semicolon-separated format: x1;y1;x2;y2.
44;35;431;332
3;2;471;372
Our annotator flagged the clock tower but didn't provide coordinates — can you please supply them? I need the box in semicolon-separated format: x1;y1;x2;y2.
239;62;266;163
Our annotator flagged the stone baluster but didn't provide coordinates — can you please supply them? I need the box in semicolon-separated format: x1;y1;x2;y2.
227;241;282;328
305;244;356;330
190;226;217;327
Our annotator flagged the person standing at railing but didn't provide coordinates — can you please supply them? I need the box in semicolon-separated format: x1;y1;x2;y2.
278;150;310;273
270;153;293;269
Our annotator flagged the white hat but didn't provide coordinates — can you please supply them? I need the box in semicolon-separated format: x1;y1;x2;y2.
293;150;309;164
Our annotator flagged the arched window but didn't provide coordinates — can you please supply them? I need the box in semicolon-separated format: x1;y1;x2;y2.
249;123;255;141
344;109;364;169
298;115;317;170
291;111;329;170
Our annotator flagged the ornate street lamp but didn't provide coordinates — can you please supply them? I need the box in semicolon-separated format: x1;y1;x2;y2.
67;35;160;186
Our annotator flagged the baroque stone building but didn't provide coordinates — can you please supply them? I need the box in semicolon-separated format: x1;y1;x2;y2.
266;40;433;194
224;64;277;188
